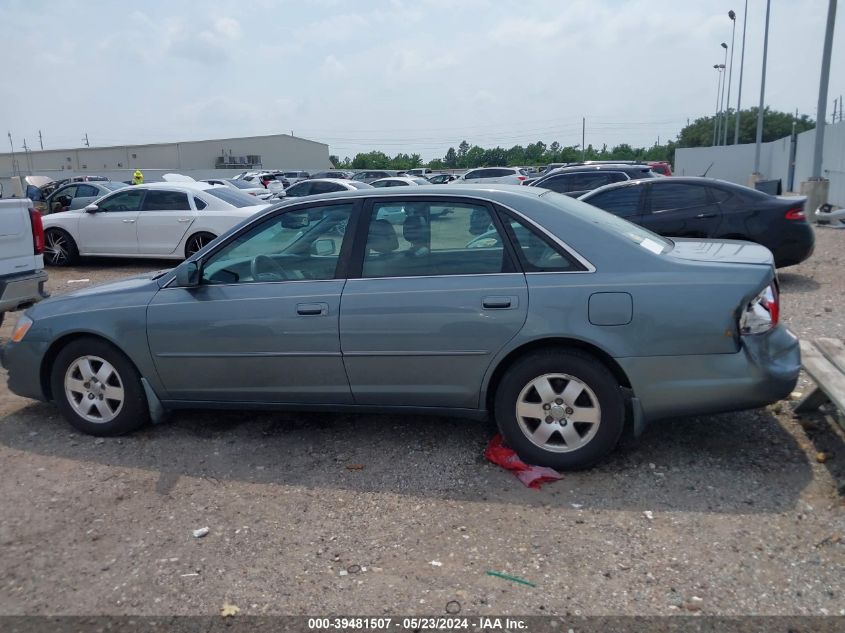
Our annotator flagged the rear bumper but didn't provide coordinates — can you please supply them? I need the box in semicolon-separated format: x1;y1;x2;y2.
771;225;815;268
617;325;800;422
0;269;49;314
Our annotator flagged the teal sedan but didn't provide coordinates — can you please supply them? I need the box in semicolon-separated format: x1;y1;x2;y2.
1;185;798;470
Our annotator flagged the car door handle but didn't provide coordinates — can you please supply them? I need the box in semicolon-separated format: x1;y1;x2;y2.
122;219;136;223
694;213;717;219
177;218;192;223
483;296;516;309
296;302;328;316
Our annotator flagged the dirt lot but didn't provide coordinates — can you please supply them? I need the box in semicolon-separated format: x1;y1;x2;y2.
1;233;844;617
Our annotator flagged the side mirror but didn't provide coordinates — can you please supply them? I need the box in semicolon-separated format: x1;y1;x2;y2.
84;204;99;213
312;238;336;256
175;261;200;287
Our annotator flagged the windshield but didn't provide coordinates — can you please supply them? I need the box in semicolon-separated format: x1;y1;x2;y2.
206;187;264;208
540;190;672;254
226;179;255;189
102;182;126;191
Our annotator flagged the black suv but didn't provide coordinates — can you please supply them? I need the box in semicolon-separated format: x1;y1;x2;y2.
526;164;658;197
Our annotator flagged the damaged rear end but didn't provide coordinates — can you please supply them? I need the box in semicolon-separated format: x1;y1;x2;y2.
621;237;800;424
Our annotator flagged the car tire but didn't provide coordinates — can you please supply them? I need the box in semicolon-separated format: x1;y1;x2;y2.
494;350;625;471
44;228;79;266
50;337;150;436
185;232;216;259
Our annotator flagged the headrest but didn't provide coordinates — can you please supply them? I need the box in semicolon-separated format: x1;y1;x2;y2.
403;214;430;246
368;219;399;254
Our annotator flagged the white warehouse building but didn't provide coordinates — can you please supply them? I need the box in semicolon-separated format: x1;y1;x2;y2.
0;133;332;187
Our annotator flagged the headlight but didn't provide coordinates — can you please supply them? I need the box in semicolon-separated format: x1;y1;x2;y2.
10;315;33;342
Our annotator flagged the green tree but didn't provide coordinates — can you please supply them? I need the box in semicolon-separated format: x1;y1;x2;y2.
677;107;814;148
457;140;470;167
444;147;458;168
329;155;340;168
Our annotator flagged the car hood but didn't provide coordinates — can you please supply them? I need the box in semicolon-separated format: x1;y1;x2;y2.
667;238;775;266
27;271;165;320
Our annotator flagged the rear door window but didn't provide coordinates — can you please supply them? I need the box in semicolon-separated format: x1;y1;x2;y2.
584;186;643;218
361;201;513;278
76;184;99;197
141;190;191;211
649;183;710;212
286;182;313;197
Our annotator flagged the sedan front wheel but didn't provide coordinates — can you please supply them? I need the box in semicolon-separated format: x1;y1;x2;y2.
494;350;625;470
50;338;150;436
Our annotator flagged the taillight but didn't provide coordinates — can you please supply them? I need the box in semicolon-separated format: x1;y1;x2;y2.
739;283;779;335
785;206;805;220
517;175;526;181
28;208;44;255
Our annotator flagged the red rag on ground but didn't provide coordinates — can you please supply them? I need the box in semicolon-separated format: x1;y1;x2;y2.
483;433;562;489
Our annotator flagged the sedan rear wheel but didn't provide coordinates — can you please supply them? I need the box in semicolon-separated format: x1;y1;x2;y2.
185;232;216;259
494;350;625;470
51;338;149;436
44;228;79;266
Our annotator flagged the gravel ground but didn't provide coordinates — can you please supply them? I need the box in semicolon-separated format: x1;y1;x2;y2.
0;234;844;618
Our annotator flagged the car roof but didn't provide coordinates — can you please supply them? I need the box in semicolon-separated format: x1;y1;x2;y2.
371;177;421;184
300;178;354;185
579;176;744;199
140;181;218;191
277;184;545;205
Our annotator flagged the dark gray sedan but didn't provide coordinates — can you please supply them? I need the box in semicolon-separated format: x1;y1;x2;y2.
1;186;799;469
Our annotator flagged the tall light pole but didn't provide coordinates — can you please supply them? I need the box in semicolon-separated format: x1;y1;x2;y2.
811;0;837;179
713;64;725;146
734;0;749;144
718;43;729;145
723;11;737;145
754;0;772;175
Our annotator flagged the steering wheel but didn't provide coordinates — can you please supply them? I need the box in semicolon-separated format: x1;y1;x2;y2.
250;255;288;282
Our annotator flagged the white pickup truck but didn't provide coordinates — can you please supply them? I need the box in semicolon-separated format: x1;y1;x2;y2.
0;198;49;328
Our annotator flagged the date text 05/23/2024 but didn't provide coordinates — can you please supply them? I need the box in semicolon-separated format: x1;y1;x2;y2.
307;617;528;630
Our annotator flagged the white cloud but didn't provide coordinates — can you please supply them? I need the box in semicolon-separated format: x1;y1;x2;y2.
321;55;347;75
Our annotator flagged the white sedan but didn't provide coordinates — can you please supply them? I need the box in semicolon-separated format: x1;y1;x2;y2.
449;167;528;185
42;182;271;266
202;178;275;200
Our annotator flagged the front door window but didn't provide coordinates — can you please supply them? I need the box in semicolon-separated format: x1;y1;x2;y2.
202;204;354;284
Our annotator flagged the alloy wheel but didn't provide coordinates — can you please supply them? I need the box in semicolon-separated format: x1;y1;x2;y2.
64;355;125;424
514;373;601;453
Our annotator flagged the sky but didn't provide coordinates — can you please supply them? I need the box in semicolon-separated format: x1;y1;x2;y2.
1;0;842;162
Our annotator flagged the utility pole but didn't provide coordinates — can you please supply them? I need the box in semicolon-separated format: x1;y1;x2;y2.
753;0;771;176
83;133;90;147
7;131;18;177
734;0;749;145
21;139;33;175
38;130;43;150
581;117;585;160
724;11;737;145
811;0;837;180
